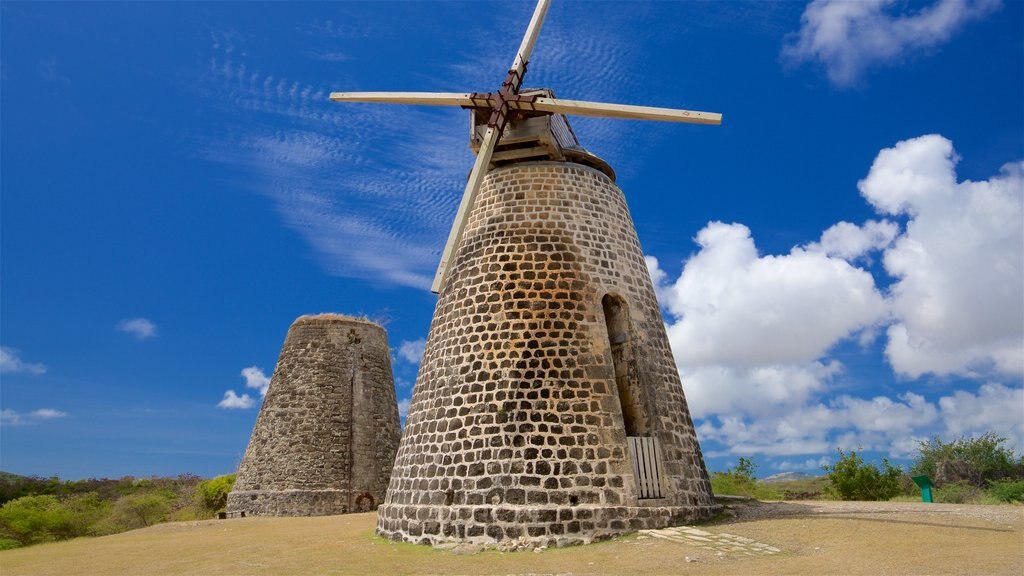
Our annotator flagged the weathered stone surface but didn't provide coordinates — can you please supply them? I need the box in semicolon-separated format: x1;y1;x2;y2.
228;314;401;517
377;160;718;547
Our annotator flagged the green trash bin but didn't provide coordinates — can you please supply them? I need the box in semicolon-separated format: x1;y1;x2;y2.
912;475;933;503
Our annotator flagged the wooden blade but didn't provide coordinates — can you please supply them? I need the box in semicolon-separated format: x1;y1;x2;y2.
329;92;478;107
507;0;551;91
516;97;722;125
431;125;501;293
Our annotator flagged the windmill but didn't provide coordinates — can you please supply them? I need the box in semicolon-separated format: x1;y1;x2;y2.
330;0;720;294
333;0;722;548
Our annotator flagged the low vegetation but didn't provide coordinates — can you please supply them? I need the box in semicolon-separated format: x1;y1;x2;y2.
0;473;235;549
712;432;1024;506
709;458;782;500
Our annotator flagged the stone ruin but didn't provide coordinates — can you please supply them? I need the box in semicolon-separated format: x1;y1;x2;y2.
227;314;401;517
376;113;718;548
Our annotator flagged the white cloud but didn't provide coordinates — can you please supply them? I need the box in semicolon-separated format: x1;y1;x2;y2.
218;390;256;410
938;383;1024;451
30;408;68;419
219;367;271;409
770;456;832;472
1;408;70;425
397;339;427;364
241;366;271;396
652;134;1021;462
0;347;46;375
806;220;899;260
116;317;157;340
682;362;841;421
782;0;1001;86
1;410;21;426
397;397;412;420
861;135;1023;378
657;222;887;368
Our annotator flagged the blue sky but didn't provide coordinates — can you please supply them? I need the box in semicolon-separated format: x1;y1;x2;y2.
2;1;1021;480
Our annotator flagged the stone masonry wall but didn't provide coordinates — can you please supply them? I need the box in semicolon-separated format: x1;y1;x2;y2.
228;314;401;516
377;161;717;547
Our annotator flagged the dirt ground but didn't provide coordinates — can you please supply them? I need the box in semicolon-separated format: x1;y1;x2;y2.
1;500;1021;575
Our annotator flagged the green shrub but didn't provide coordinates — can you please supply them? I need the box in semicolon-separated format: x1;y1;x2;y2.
913;433;1022;487
99;492;175;532
823;449;902;501
0;495;76;544
710;458;781;500
933;481;981;504
985;479;1024;503
195;474;236;515
0;537;22;550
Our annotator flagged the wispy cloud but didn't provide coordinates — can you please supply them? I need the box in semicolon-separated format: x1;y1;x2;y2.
782;0;1001;87
0;347;46;375
396;338;426;364
116;317;157;340
30;408;67;419
196;4;708;290
1;408;69;426
198;36;469;289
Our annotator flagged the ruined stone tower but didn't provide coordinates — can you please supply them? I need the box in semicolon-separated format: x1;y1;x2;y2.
376;115;718;546
228;314;401;517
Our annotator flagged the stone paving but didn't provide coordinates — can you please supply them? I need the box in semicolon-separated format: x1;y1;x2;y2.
638;526;782;556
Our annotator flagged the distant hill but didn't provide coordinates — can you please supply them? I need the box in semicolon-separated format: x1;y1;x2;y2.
760;471;818;484
0;471;33;484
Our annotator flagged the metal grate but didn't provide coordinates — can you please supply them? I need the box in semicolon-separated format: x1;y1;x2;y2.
627;436;663;499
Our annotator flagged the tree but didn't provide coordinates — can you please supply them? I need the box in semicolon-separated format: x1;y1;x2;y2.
823;448;902;501
0;495;75;544
195;474;236;515
912;433;1022;487
107;493;172;530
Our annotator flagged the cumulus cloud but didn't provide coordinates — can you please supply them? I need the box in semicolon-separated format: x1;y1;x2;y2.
652;133;1022;463
397;339;427;364
806;220;899;260
218;366;271;409
861;135;1023;378
656;222;887;369
116;318;157;340
241;366;271;396
218;390;256;410
0;347;46;375
938;383;1024;449
782;0;1001;86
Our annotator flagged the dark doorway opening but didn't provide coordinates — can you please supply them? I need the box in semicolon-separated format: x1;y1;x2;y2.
602;294;648;436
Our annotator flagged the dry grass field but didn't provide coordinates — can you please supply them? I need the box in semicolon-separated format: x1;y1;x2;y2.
2;500;1021;575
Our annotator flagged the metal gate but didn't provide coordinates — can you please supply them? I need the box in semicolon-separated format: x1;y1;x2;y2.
627;436;663;499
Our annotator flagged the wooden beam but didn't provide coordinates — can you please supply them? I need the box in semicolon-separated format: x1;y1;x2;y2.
510;0;551;80
431;125;501;293
516;97;722;125
329;92;481;107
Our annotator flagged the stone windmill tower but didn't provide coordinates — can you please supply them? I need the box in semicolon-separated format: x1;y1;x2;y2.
331;0;720;546
227;314;401;517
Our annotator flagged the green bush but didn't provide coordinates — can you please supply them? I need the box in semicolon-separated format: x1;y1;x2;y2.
985;479;1024;503
710;458;781;500
0;495;77;545
913;433;1022;487
195;474;236;515
823;449;902;501
933;481;981;504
